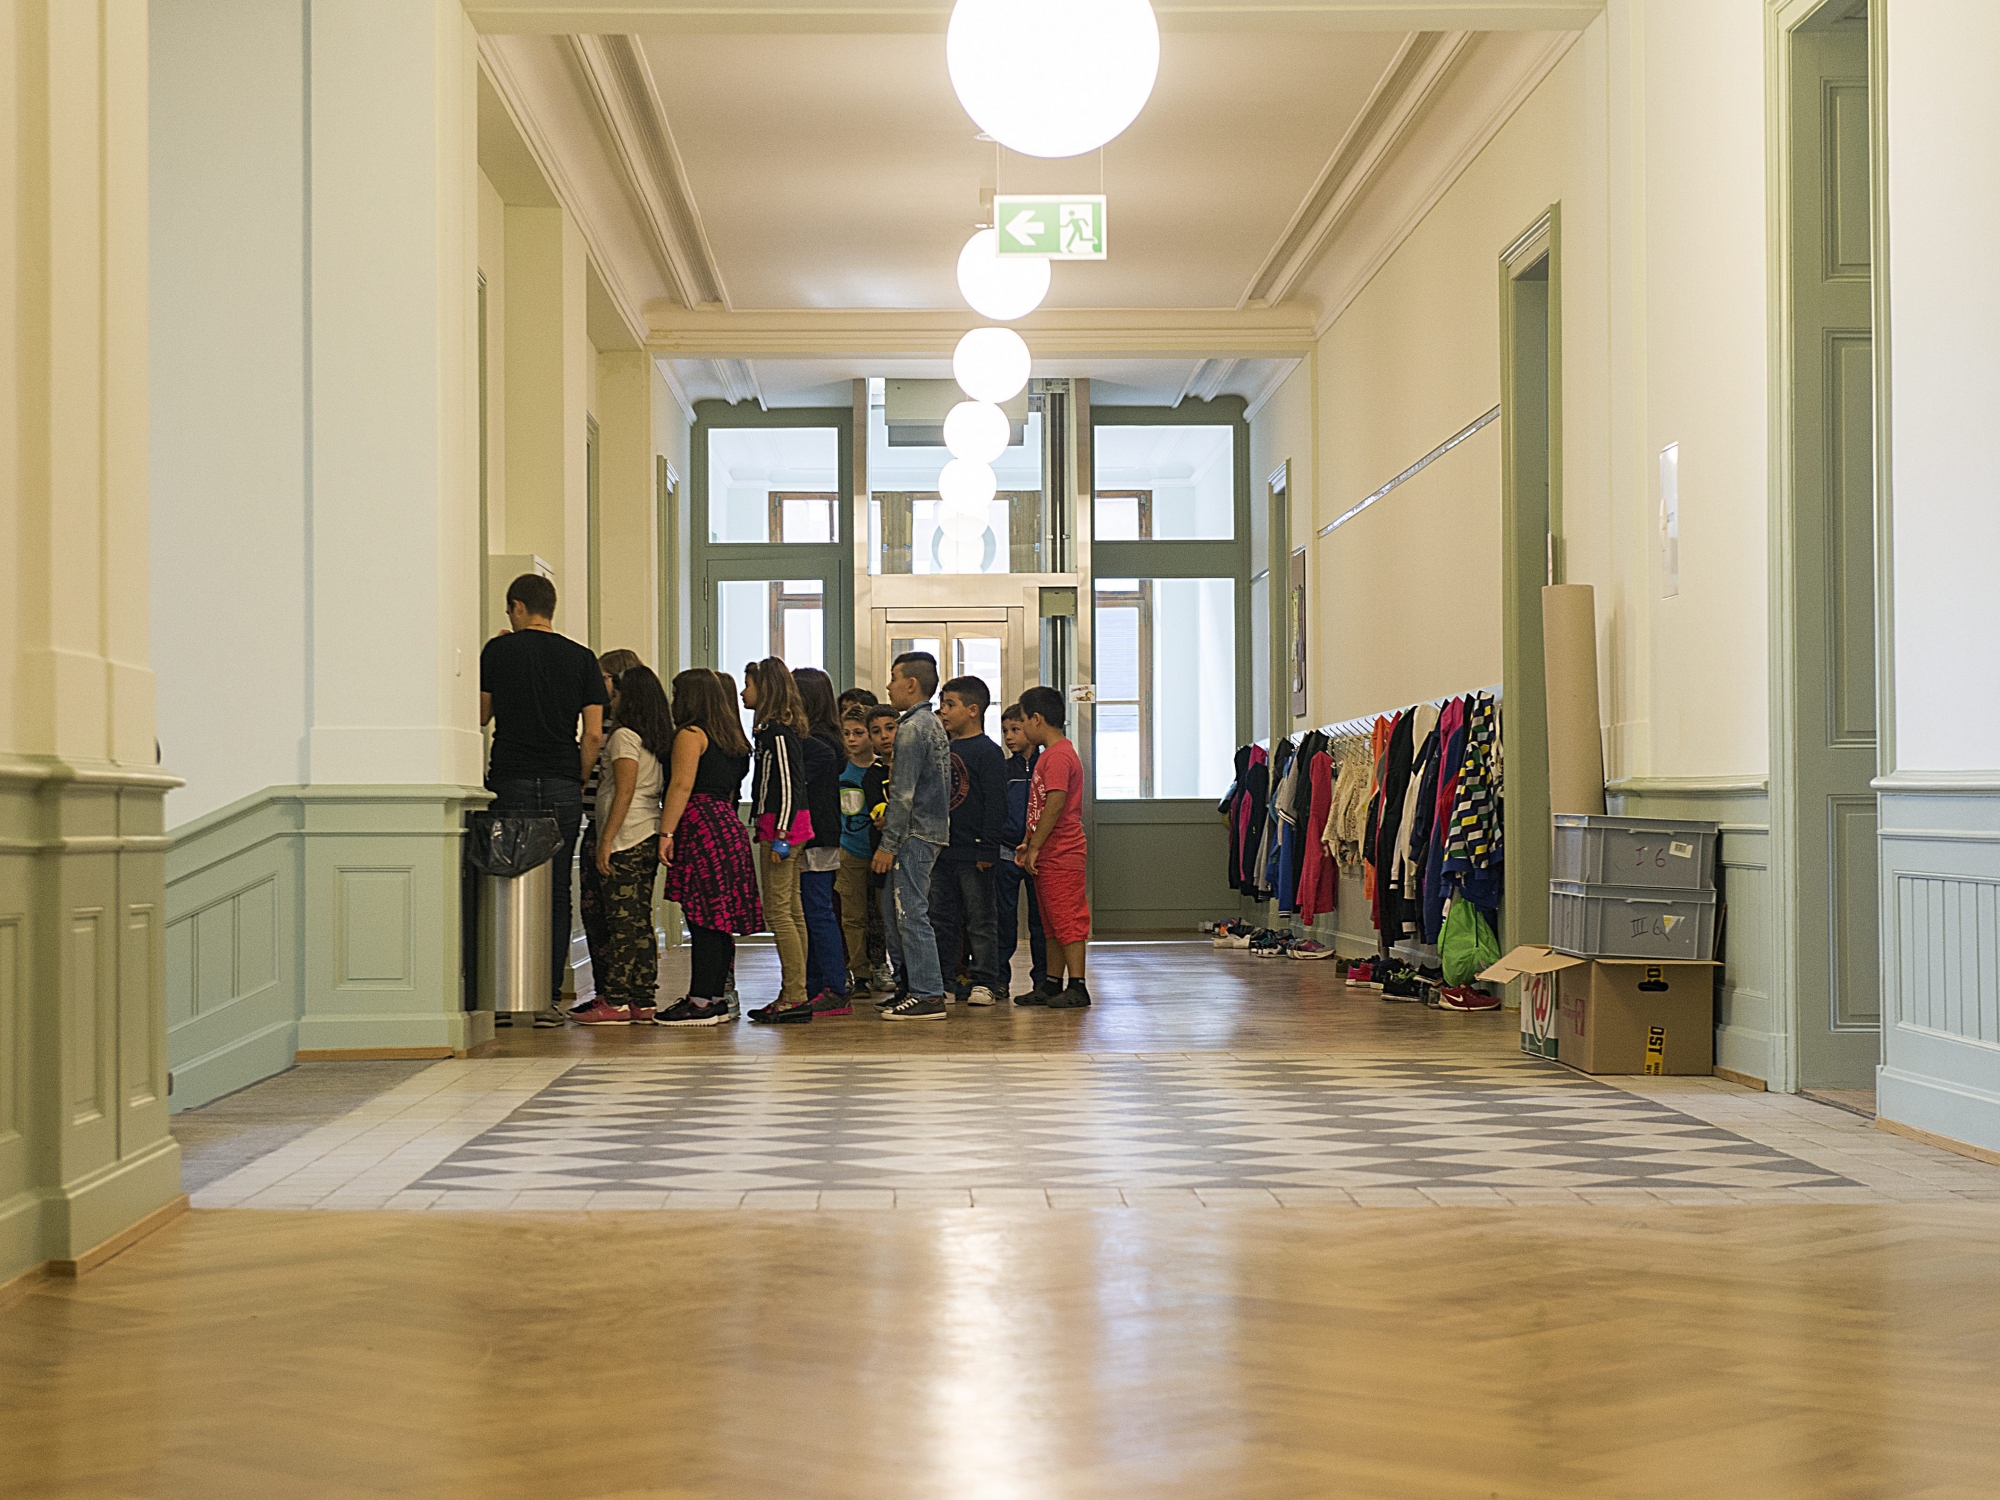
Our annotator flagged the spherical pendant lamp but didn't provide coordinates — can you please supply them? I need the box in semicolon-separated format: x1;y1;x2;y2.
943;400;1012;465
937;457;998;512
947;0;1161;160
952;327;1032;404
956;228;1051;321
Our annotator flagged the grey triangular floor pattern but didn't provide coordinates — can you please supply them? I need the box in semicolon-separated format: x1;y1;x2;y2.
414;1055;1857;1195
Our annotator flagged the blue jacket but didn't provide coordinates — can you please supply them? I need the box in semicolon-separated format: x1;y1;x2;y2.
1001;747;1038;852
880;703;950;855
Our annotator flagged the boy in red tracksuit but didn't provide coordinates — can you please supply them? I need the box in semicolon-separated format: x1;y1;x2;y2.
1012;684;1090;1010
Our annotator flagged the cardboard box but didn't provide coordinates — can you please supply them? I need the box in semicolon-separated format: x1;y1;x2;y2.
1483;945;1718;1076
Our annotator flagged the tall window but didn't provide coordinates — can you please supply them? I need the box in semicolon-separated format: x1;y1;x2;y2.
1093;577;1235;799
1093;426;1234;540
708;427;841;543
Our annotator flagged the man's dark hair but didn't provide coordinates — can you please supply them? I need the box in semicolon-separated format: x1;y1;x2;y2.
892;650;939;699
865;703;899;727
838;687;879;711
940;675;991;715
1000;702;1025;723
1019;684;1065;730
505;573;557;620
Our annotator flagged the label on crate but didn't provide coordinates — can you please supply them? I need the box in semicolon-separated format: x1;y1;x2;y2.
1645;1025;1667;1075
1669;840;1694;859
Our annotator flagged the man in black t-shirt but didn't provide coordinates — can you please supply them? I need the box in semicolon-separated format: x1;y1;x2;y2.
479;573;608;1023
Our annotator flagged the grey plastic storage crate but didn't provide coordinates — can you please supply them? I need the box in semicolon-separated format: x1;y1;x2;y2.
1549;881;1718;961
1551;813;1719;892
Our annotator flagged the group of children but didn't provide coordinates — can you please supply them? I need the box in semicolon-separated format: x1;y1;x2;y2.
564;647;1092;1026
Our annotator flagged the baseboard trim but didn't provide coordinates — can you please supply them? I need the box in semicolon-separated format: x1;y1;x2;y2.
50;1193;189;1278
1714;1066;1768;1091
1875;1116;2000;1169
294;1047;459;1062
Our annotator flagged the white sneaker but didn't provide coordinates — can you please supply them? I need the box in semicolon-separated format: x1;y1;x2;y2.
966;986;1001;1007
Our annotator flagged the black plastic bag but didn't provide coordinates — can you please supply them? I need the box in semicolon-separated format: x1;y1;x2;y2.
464;812;563;877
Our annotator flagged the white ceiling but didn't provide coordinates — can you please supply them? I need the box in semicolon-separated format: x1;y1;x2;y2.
478;10;1584;408
637;29;1409;312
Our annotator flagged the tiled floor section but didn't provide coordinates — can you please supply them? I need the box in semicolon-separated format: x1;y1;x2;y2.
186;1050;2000;1210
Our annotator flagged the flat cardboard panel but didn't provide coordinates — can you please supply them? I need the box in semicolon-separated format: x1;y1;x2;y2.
1557;959;1718;1076
1482;944;1586;983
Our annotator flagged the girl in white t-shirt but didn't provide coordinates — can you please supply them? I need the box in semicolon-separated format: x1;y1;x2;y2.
570;665;673;1024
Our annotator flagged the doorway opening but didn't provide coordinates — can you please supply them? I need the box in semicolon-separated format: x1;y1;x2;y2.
1499;209;1562;954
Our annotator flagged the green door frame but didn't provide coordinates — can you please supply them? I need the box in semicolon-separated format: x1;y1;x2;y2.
1088;396;1254;830
1498;205;1563;952
690;400;856;688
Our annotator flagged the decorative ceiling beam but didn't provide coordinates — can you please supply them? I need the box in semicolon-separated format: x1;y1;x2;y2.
468;2;1605;37
1175;358;1241;406
566;34;729;309
647;306;1320;360
1242;29;1471;308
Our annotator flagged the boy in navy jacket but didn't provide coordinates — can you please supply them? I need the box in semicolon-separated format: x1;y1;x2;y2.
931;675;1007;1005
995;702;1049;1000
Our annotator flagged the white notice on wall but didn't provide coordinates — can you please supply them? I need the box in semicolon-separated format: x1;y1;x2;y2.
1658;443;1680;599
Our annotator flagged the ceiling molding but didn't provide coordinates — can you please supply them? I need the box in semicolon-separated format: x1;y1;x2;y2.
653;355;698;421
478;36;657;343
566;34;729;310
647;306;1320;360
1176;358;1242;405
1242;29;1472;308
710;359;766;407
1242;356;1304;420
467;2;1606;37
1306;27;1581;338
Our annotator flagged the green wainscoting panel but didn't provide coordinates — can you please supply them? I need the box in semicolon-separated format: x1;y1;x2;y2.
165;784;490;1111
1876;785;2000;1154
1091;801;1233;933
1;759;184;1283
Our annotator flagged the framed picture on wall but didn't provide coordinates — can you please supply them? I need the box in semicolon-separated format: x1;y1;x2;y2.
1289;547;1307;720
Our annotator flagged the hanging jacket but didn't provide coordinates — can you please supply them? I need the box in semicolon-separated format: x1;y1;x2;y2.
1295;751;1338;924
1442;692;1504;919
1421;696;1471;942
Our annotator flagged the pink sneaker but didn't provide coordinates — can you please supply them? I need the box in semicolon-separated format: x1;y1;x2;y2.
570;1000;632;1025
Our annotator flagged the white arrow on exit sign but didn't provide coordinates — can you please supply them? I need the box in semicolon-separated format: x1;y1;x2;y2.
993;195;1107;260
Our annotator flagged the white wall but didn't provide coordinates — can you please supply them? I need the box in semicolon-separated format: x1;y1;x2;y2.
150;0;309;824
1885;0;2000;774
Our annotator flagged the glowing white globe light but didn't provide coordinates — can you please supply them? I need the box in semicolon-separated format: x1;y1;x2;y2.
956;229;1051;321
947;0;1160;159
938;458;998;511
953;328;1031;404
943;400;1012;465
937;505;990;541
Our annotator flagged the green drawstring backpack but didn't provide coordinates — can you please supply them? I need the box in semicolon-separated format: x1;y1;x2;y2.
1439;898;1500;986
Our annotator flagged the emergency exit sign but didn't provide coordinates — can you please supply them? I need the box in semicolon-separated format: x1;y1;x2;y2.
994;194;1107;260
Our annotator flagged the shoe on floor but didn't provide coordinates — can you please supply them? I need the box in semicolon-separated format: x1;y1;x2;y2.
1289;939;1337;961
1436;985;1501;1012
748;996;815;1025
881;995;946;1021
809;988;853;1018
1345;961;1374;988
1381;972;1425;1002
531;1004;571;1028
630;1003;656;1024
569;999;632;1025
965;985;1001;1007
870;964;897;993
877;989;906;1011
1046;978;1092;1009
656;997;730;1027
1015;977;1062;1007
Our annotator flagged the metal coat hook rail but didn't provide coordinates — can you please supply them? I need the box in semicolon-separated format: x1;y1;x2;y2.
1286;684;1503;752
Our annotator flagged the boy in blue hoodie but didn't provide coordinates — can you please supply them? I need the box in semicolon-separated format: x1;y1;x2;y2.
995;702;1049;1001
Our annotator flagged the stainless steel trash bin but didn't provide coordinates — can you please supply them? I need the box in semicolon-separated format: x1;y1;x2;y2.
478;861;552;1015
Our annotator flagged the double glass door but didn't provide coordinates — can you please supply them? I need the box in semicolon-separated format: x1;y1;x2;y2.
874;607;1025;742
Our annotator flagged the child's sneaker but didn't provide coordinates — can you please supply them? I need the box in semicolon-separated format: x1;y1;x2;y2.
870;963;896;993
881;995;946;1021
966;985;1002;1007
1014;977;1063;1007
1046;977;1092;1009
748;996;814;1025
1288;939;1337;961
809;989;852;1018
656;997;730;1027
1345;960;1374;987
1381;970;1425;1001
569;999;632;1025
1437;985;1501;1012
630;1003;657;1024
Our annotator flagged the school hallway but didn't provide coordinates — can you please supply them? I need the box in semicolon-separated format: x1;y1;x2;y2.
3;943;1997;1497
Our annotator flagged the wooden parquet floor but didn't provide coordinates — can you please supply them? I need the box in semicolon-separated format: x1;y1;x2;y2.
12;943;2000;1497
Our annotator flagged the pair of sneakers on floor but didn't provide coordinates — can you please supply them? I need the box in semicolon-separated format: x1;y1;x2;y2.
1013;976;1092;1009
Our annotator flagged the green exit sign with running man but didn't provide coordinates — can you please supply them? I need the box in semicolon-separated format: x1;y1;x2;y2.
994;194;1107;260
